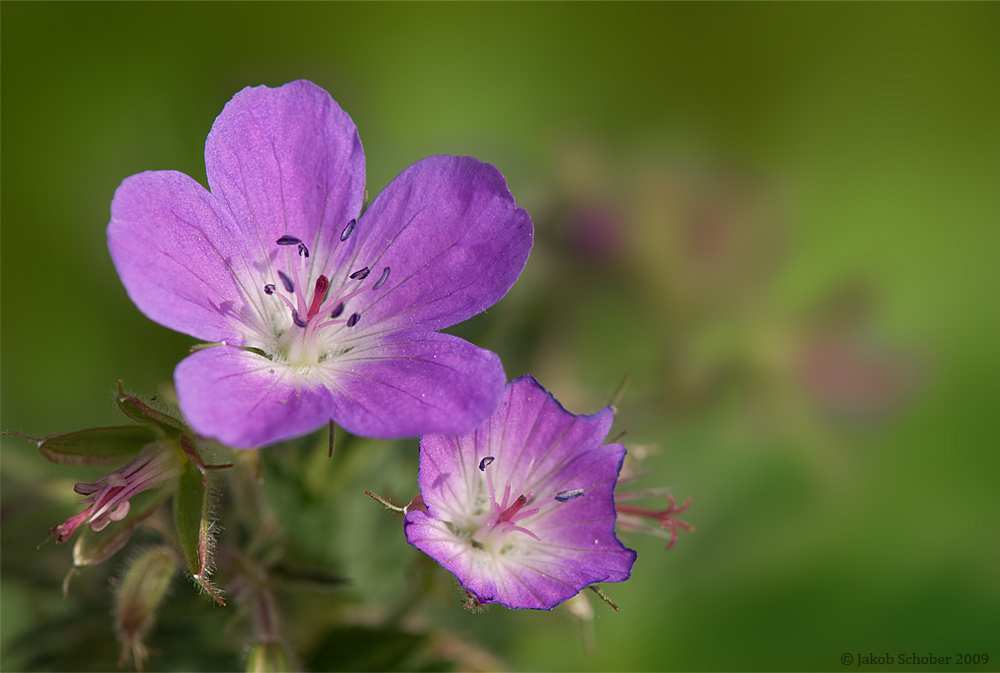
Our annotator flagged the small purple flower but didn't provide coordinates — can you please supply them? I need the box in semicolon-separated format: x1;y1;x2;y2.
404;375;636;610
108;81;533;448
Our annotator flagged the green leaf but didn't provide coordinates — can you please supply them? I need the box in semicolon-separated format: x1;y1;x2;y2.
174;461;205;575
116;382;187;437
33;426;158;466
173;460;224;605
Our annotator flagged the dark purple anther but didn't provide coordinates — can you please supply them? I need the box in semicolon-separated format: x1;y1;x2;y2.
298;243;309;258
340;218;357;242
264;284;276;295
346;312;361;327
350;267;370;280
278;271;294;293
330;303;345;319
276;235;302;246
292;310;308;328
479;456;495;471
74;482;101;496
373;266;390;290
555;489;584;503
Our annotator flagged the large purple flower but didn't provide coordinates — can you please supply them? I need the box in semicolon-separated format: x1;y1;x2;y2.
108;81;532;448
404;375;636;610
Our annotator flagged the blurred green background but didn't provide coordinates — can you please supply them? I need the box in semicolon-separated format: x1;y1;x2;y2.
2;2;998;671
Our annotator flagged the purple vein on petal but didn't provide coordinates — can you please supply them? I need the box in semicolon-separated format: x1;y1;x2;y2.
317;365;448;411
508;398;565;491
303;363;379;419
524;419;602;498
330;240;458;344
308;187;333;282
338;208;425;292
455;432;472;512
152;216;265;338
423;449;466;517
232;152;275;297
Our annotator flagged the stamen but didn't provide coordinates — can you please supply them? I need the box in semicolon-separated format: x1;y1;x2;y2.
479;456;495;471
317;284;368;317
341;218;357;241
298;243;309;258
373;266;390;290
347;313;361;328
307;275;330;320
350;267;370;280
278;271;294;293
74;482;101;496
292;310;308;328
264;284;277;295
330;303;345;319
273;292;297;315
555;489;585;503
499;482;512;511
276;235;302;246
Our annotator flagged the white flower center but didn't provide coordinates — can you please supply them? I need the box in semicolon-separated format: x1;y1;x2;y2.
463;456;585;556
250;225;390;369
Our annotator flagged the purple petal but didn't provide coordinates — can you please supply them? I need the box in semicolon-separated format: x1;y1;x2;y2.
174;345;336;449
319;330;506;439
204;80;365;279
404;511;499;598
483;551;614;610
418;375;615;519
332;155;533;339
406;492;635;610
528;445;636;584
108;170;264;343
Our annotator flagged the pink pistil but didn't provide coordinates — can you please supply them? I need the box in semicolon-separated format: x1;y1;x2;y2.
306;275;330;320
477;457;541;543
499;495;529;522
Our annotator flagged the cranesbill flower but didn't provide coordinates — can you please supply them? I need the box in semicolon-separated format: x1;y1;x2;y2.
108;81;532;448
404;375;636;610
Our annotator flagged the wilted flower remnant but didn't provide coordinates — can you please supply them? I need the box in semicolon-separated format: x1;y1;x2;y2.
53;443;185;543
108;80;533;449
404;375;636;610
612;442;694;550
615;492;694;550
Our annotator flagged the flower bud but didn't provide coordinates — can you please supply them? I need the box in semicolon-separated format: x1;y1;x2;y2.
174;460;224;605
245;642;293;673
115;546;178;671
